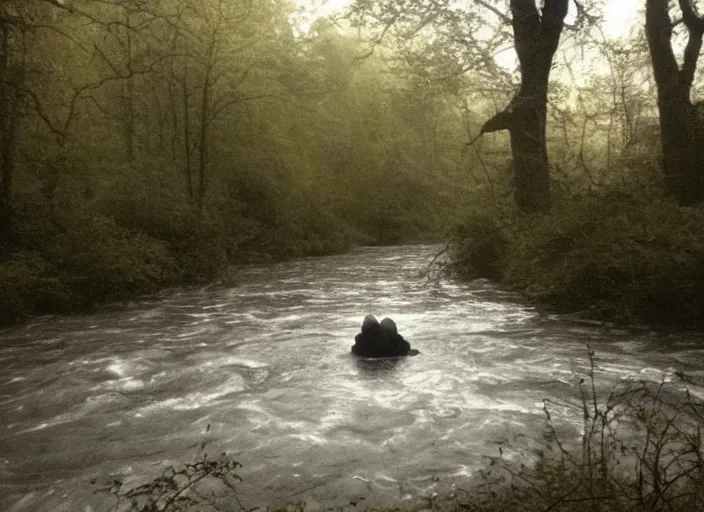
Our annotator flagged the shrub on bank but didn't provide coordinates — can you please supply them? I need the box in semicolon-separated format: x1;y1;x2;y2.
450;191;704;329
0;193;359;326
53;212;180;300
0;206;182;324
0;251;76;324
226;194;359;262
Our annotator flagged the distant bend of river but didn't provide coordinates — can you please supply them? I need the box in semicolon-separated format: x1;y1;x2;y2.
1;245;703;512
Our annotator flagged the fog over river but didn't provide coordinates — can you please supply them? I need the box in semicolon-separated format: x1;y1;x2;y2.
1;245;703;511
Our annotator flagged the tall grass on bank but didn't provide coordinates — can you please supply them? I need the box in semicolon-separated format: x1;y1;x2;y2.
448;192;704;330
466;347;704;512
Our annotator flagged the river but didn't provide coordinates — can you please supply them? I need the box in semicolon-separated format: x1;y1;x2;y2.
1;244;703;511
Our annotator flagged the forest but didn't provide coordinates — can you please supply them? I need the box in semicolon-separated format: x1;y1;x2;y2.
2;3;704;512
1;0;704;330
0;0;474;324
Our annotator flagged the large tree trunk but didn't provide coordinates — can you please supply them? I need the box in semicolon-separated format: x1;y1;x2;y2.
197;63;211;211
180;70;194;201
0;20;20;240
479;0;568;213
646;0;704;205
509;80;551;213
123;30;135;165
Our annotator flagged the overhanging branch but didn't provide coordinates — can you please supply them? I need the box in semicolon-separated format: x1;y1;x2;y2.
354;13;399;61
681;29;703;86
475;0;511;24
678;0;704;33
480;109;514;134
468;100;520;147
677;0;704;87
465;106;514;147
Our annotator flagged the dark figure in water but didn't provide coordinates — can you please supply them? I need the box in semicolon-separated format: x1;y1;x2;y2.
351;315;419;357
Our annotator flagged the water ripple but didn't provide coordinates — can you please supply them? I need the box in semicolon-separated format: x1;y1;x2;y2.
0;245;702;511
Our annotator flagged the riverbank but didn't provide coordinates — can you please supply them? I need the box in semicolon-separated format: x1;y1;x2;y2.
0;205;343;326
448;190;704;332
0;188;456;328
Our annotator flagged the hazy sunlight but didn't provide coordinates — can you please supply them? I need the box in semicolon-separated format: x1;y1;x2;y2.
603;0;640;38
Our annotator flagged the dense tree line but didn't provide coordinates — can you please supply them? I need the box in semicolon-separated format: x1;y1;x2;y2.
0;0;475;324
2;0;704;328
350;0;704;211
383;0;704;328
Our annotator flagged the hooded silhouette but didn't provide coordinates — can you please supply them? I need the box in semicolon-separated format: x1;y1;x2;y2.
351;314;417;357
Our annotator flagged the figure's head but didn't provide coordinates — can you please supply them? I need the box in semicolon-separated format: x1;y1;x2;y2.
362;314;379;333
380;317;397;335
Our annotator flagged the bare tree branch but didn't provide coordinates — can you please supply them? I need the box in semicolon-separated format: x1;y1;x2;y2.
355;13;399;60
480;109;514;134
0;80;64;138
677;0;704;87
475;0;511;24
681;28;703;87
679;0;704;33
208;93;277;125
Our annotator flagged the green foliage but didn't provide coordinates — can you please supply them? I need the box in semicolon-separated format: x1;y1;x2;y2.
0;196;181;324
451;190;704;329
451;214;509;282
264;200;354;259
0;251;74;324
50;210;179;300
0;0;487;326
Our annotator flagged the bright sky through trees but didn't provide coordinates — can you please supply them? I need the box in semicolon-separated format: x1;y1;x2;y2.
602;0;640;37
293;0;640;39
291;0;641;74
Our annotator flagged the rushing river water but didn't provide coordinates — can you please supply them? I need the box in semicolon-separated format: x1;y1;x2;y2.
1;245;703;512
